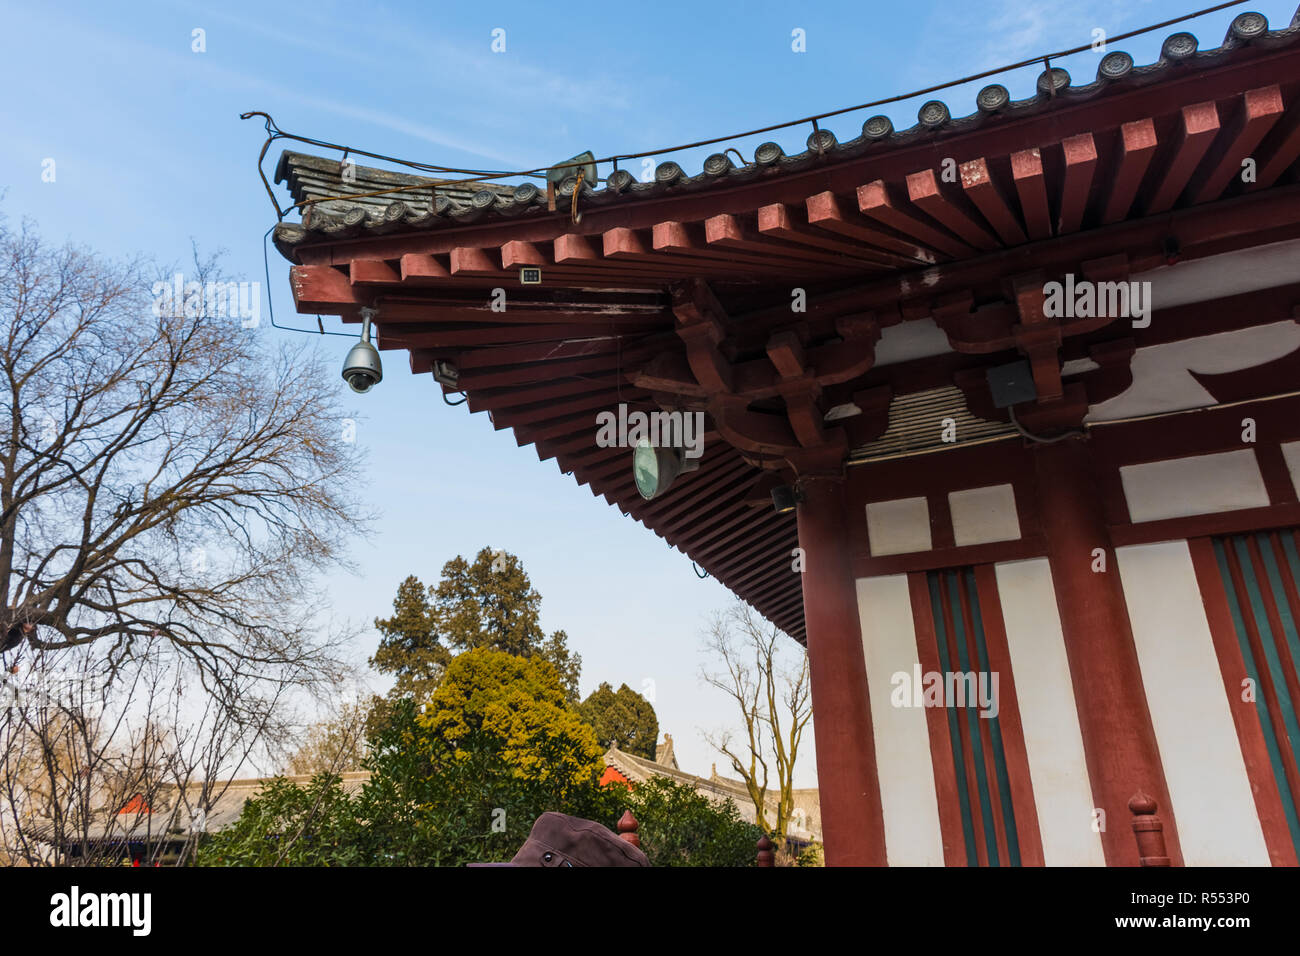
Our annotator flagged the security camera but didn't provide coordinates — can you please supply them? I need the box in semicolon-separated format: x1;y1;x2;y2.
342;308;383;393
342;342;382;393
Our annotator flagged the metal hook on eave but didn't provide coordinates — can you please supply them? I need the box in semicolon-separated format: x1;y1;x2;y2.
571;169;585;225
241;110;289;221
725;148;752;168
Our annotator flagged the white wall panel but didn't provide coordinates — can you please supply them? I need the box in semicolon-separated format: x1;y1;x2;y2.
949;484;1021;547
1120;450;1269;523
866;497;932;556
1116;540;1270;865
856;574;945;866
994;558;1106;865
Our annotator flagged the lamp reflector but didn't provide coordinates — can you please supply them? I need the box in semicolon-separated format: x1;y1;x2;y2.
633;440;683;500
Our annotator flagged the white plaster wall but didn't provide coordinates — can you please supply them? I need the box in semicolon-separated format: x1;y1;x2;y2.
1120;450;1270;523
866;496;932;556
1116;540;1271;865
1282;441;1300;499
949;483;1021;547
1134;237;1300;311
856;574;946;866
1087;320;1300;421
994;558;1107;865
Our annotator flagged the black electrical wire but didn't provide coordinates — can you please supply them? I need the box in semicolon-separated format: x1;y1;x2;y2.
1008;406;1085;443
242;1;1249;219
261;225;356;337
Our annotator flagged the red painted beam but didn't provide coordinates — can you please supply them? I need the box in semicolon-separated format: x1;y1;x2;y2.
853;182;1300;313
683;515;791;582
634;461;755;526
1189;85;1285;204
476;391;624;431
603;227;773;279
499;239;545;267
650;220;821;277
858;180;972;258
757;202;908;268
1253;96;1300;189
371;303;668;326
705;213;864;271
379;320;665;350
1102;118;1158;225
534;431;607;463
905;169;999;251
550;232;710;280
291;264;358;311
1146;101;1220;215
466;372;625;414
646;474;762;534
399;253;450;281
1057;133;1097;235
642;488;758;548
806;190;938;263
349;258;401;285
456;346;659;390
960;158;1026;246
454;335;641;371
449;247;503;277
1010;148;1052;241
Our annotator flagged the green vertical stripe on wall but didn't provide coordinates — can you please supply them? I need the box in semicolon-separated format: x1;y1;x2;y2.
1214;537;1300;856
1232;537;1300;780
929;571;978;866
964;569;1021;866
946;570;1001;867
1261;533;1300;713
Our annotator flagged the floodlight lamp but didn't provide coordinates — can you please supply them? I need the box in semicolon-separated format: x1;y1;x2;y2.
632;439;700;500
771;484;803;514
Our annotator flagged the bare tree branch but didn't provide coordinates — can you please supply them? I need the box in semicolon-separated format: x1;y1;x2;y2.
0;217;369;703
700;602;813;845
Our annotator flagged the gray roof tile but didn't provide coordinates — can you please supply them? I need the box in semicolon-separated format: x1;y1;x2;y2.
271;9;1300;260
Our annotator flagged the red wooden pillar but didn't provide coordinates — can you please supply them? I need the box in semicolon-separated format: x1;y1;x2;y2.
1032;440;1182;866
796;474;887;866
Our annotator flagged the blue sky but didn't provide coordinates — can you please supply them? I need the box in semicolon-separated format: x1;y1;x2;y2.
3;0;1293;787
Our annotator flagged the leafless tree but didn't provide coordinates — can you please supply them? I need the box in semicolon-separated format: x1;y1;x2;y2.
285;698;370;776
0;637;298;865
0;213;371;863
0;214;368;703
700;601;812;843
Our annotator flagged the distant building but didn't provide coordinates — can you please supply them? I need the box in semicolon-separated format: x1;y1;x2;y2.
37;773;370;864
602;734;821;844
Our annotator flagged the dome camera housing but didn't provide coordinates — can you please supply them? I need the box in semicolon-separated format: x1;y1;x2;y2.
342;339;382;393
342;308;383;393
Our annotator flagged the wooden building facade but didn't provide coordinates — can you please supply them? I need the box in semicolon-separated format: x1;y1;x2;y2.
272;10;1300;865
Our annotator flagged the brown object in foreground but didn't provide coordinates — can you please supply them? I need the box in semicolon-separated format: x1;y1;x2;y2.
757;834;774;868
492;812;648;867
1129;792;1171;867
617;809;640;848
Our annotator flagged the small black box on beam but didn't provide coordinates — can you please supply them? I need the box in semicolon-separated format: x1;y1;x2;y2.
986;359;1037;409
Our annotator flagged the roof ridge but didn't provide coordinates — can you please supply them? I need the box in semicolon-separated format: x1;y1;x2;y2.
273;9;1300;251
